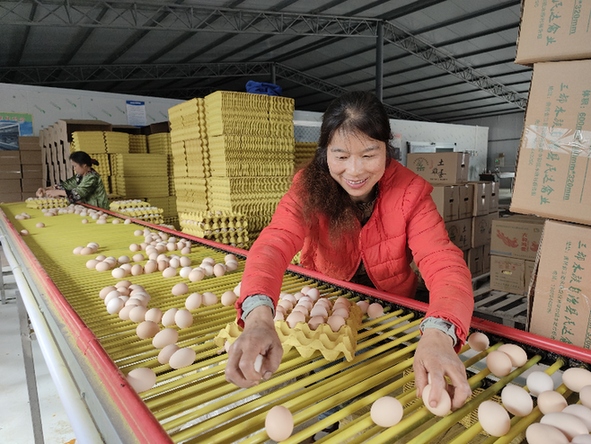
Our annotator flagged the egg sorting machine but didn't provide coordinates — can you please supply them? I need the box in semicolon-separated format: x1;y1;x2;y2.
1;201;590;444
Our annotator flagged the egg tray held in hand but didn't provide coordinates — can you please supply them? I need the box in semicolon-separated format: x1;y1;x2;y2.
215;302;363;362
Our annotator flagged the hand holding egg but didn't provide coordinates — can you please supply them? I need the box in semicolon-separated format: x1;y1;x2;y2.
413;328;471;411
225;305;283;388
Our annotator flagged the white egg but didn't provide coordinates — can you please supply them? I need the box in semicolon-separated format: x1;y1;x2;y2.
221;290;237;306
527;371;554;396
136;321;160;339
580;385;591;408
171;282;189;296
162;308;178;327
175;309;193;328
562;404;591;431
106;297;124;314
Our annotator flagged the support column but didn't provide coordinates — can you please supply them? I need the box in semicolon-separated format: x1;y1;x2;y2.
375;21;384;101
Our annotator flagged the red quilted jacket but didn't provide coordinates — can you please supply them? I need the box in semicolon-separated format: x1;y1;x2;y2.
237;160;474;347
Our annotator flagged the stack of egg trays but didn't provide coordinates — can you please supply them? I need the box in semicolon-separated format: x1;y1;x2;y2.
103;131;129;154
71;131;107;154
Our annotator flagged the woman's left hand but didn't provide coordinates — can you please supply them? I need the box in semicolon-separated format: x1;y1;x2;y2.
45;189;65;198
413;329;471;411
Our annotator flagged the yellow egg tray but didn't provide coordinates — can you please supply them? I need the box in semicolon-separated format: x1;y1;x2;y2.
129;134;148;154
146;133;171;154
178;210;248;230
109;154;168;177
71;131;107;153
214;303;363;362
91;153;111;177
25;197;69;209
109;199;150;210
209;160;293;178
109;176;169;199
104;132;130;154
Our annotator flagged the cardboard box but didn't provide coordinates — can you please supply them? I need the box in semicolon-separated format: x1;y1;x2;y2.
467;246;485;276
0;151;20;164
141;121;170;135
0;168;22;180
18;136;40;151
472;181;492;216
483;244;491;273
445;217;472;250
529;220;591;349
490;216;545;261
407;152;469;184
524;260;536;291
55;119;112;143
457;183;474;219
515;0;591;65
21;165;43;179
20;150;42;165
511;61;591;226
0;193;22;203
489;181;499;213
431;185;459;222
490;255;525;295
21;179;42;193
472;212;499;248
0;179;22;193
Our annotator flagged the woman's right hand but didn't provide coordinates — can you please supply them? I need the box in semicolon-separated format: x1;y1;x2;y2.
36;187;45;197
225;305;283;388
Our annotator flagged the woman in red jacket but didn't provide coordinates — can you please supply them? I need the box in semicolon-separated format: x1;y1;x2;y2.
226;91;474;413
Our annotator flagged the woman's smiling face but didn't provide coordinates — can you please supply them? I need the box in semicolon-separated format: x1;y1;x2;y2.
326;129;387;204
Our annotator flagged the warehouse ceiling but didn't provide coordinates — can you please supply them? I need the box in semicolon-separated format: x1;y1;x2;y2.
0;0;531;123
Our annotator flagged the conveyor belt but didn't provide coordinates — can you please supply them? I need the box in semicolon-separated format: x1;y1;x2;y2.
1;201;590;444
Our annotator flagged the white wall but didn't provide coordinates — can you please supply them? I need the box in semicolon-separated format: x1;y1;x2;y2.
455;112;525;187
0;83;183;135
294;110;489;181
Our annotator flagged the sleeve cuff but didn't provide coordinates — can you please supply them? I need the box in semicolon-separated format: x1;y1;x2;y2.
240;294;275;322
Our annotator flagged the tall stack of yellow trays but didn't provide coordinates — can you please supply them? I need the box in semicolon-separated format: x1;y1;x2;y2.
205;91;295;245
168;98;209;215
147;132;178;228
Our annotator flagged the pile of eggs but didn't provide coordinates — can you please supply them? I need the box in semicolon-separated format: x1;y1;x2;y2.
273;286;383;333
464;331;591;441
14;212;31;220
73;242;100;256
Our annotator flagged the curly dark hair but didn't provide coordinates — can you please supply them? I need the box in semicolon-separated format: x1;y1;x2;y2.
299;91;396;239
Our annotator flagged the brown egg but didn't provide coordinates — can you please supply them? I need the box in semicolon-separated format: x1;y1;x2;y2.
126;368;156;393
158;344;179;364
185;293;203;310
202;292;218;306
468;332;490;352
169;347;196;369
213;263;226;277
131;264;144;276
497;344;528;367
422;384;452;417
221;290;237;306
327;315;346;332
152;328;179;349
36;222;45;228
478;400;510;437
562;404;591;431
162;308;178;327
188;268;205;282
225;260;238;271
111;268;126;279
162;267;177;278
563;368;591;392
144;260;158;274
99;286;117;299
486;350;513;377
171;282;189;296
306;287;320;301
526;423;569;444
356;300;370;314
265;406;293;442
537;390;568;414
145;307;162;323
95;262;111;272
175;309;193;328
370;396;404;427
580;385;591;408
501;384;533;417
367;303;384;319
307;316;325;330
136;321;160;339
129;306;148;323
540;412;589;440
286;311;306;328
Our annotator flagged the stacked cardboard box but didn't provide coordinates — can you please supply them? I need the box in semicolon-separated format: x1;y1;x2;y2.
407;152;498;276
0;136;43;203
512;0;591;347
489;215;544;295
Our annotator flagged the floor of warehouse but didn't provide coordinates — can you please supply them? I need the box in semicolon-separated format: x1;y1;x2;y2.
0;246;75;444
